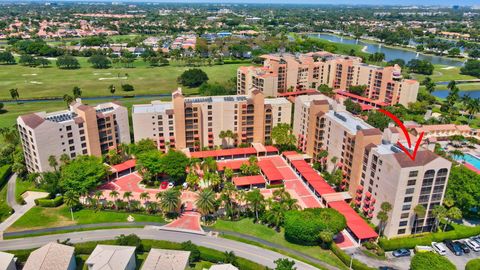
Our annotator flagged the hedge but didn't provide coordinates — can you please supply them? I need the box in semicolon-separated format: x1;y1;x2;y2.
410;252;455;270
330;244;375;270
466;258;480;270
379;224;480;251
36;196;63;207
0;165;12;187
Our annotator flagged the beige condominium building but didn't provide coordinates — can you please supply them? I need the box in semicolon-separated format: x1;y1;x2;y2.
17;100;131;173
360;128;451;238
237;51;419;106
132;89;292;151
293;94;451;238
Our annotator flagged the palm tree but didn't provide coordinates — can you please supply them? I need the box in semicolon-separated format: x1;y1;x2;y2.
223;167;234;181
109;84;116;95
246;189;264;221
466;98;480;121
196;188;216;221
109;190;119;201
159;188;181;215
63;94;74;107
48;155;58;171
123;191;133;209
60;153;70;165
443;197;455;209
445;207;462;231
186;172;200;189
413;204;426;234
221;182;237;219
155;192;163;202
265;200;285;230
223;251;238;266
431;205;447;232
64;190;79;221
140;192;150;202
9;88;19;103
145;201;159;214
447;80;457;91
201;157;217;173
377;202;392;236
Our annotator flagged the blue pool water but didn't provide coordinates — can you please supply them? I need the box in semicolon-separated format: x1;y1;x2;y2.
454;153;480;170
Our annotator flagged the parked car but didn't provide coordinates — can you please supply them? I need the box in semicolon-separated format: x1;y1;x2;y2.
168;182;174;188
444;240;463;256
432;242;447;256
160;181;168;189
457;241;471;254
414;246;433;253
472;236;480;245
465;239;480;252
392;249;411;257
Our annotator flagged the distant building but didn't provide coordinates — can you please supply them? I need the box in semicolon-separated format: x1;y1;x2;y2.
23;242;76;270
132;89;291;151
237;51;419;106
411;124;477;141
85;245;136;270
0;251;16;270
17;100;131;172
141;249;190;270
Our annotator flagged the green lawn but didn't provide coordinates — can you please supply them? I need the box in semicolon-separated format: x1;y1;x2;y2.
0;59;242;100
412;65;477;83
0;96;168;129
8;205;164;232
212;218;347;270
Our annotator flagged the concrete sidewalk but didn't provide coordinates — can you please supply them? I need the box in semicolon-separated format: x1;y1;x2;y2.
0;174;48;238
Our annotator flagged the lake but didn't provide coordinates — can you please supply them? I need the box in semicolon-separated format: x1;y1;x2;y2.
432;90;480;99
308;33;464;67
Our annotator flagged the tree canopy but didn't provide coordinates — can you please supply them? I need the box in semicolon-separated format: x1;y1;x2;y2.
60;155;107;195
410;252;455;270
178;68;209;87
160;150;190;183
445;165;480;216
284;208;346;245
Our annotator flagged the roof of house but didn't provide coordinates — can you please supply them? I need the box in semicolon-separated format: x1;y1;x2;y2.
232;175;266;186
23;242;75;270
189;146;278;159
85;245;136;270
217;160;249;171
393;150;439;168
140;249;190;270
209;264;239;270
0;252;14;270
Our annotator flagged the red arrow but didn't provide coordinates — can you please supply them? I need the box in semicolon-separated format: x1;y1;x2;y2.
378;109;425;161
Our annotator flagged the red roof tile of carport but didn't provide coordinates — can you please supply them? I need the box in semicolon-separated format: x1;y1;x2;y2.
232;175;266;186
110;159;136;173
328;200;378;240
258;159;283;181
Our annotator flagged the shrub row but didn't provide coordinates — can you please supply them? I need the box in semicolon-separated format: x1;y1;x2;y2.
0;165;12;187
379;224;480;251
330;244;376;270
35;196;63;207
267;183;285;189
466;258;480;270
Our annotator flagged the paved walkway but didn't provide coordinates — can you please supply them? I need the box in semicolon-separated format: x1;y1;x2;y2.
163;212;204;234
0;228;321;270
0;174;48;238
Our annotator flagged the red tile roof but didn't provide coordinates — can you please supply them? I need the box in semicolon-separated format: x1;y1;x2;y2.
328;200;378;240
20;114;45;129
110;159;136;173
258;159;283;181
217;160;249;171
335;90;388;106
232;175;266;186
190;146;278;159
290;159;335;195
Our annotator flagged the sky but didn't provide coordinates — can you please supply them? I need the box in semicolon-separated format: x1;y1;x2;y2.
13;0;480;7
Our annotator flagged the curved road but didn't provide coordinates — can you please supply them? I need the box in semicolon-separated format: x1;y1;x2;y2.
0;228;320;270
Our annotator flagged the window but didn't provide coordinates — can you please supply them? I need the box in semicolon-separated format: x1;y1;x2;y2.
399;221;408;227
409;170;418;177
404;196;413;203
405;188;414;194
397;229;406;235
402;204;411;211
400;213;409;219
66;125;72;131
407;179;416;186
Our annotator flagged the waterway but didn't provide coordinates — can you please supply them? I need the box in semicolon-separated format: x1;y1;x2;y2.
431;90;480;99
0;93;171;104
308;33;464;67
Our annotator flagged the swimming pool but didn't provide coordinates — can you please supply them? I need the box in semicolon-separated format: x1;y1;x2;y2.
454;153;480;170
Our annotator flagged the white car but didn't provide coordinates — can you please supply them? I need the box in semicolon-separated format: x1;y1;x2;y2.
465;239;480;252
431;242;447;256
168;182;175;188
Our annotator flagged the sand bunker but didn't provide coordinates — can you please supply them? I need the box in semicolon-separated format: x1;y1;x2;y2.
30;81;43;84
22;73;37;76
441;66;455;70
